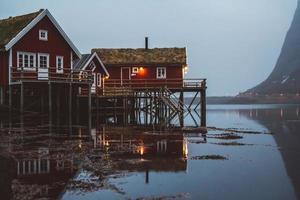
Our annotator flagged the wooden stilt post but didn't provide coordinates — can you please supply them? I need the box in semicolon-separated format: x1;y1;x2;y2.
48;82;52;124
69;83;72;122
76;94;80;124
200;89;206;127
20;82;24;113
179;90;184;127
150;92;153;124
9;85;12;113
88;83;92;132
96;95;99;124
0;86;3;105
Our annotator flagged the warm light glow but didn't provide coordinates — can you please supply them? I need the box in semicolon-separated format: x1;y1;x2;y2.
138;67;145;76
104;75;109;79
139;146;144;155
183;139;188;158
183;65;189;75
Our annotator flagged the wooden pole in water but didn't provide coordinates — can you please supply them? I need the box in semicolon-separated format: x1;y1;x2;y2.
200;89;206;127
0;86;3;105
9;85;12;114
179;90;184;127
20;82;24;113
69;83;72;122
48;82;52;123
88;83;92;131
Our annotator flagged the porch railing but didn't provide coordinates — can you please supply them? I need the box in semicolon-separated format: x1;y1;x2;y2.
103;78;206;90
11;67;94;84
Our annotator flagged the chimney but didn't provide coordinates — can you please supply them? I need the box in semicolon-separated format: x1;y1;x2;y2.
145;37;149;50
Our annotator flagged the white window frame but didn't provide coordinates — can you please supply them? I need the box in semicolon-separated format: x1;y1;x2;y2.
17;52;36;71
132;67;139;74
56;56;64;73
156;67;167;79
39;30;48;41
97;73;102;87
38;53;50;69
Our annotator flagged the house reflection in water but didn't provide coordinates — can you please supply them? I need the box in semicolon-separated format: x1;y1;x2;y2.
91;127;188;184
3;141;80;199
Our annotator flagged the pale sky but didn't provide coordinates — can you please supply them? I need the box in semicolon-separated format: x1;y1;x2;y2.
0;0;297;96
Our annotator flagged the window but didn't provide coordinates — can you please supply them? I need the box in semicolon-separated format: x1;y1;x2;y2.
132;67;139;73
39;30;48;41
97;73;101;87
17;52;36;71
156;67;166;79
56;56;64;73
89;62;96;70
38;54;49;69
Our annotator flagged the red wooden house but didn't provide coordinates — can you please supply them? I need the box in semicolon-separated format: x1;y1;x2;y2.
73;52;109;96
0;9;83;85
92;39;189;90
0;9;108;108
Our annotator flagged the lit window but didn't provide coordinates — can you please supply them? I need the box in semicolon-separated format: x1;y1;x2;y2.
17;52;36;70
56;56;64;73
39;30;48;41
157;67;166;79
132;67;139;73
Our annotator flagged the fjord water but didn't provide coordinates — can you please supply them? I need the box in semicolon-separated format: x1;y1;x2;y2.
0;104;299;200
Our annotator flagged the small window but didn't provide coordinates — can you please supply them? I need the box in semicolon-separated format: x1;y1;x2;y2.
39;55;48;69
56;56;64;73
132;67;139;73
39;30;48;41
97;73;101;87
157;67;166;79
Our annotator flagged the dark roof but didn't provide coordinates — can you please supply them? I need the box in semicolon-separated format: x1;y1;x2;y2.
92;48;187;65
73;54;93;70
0;9;43;51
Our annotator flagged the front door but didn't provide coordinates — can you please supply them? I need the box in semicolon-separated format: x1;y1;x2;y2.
38;54;49;80
121;67;130;86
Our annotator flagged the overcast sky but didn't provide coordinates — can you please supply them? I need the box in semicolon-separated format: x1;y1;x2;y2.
0;0;297;96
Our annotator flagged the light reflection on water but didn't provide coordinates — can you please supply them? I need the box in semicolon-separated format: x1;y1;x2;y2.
0;104;300;200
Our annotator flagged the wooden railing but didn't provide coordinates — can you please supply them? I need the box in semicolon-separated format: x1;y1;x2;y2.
103;78;206;90
11;67;94;84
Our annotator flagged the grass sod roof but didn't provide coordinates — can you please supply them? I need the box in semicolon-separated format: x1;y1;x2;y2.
0;9;43;51
92;48;187;65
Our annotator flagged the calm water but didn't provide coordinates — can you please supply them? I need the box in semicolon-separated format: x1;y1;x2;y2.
0;104;300;200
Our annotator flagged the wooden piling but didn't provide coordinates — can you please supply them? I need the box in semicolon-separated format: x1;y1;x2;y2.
69;83;72;122
88;83;92;131
0;86;3;105
9;85;12;113
200;89;206;127
20;82;24;113
179;91;184;127
48;82;52;123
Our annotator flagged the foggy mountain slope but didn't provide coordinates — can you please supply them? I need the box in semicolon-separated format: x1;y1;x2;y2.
246;1;300;95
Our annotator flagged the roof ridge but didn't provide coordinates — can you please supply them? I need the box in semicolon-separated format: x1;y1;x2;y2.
0;9;44;22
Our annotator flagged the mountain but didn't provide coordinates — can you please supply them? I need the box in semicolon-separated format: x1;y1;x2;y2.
245;1;300;95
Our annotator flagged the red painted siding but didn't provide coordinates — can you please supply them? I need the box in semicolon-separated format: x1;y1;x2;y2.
105;64;183;89
0;51;8;87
